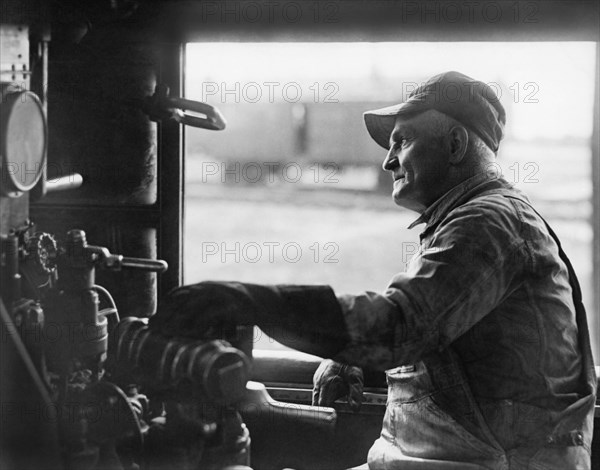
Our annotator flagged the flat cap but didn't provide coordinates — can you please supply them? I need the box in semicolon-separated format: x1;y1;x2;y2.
364;71;506;152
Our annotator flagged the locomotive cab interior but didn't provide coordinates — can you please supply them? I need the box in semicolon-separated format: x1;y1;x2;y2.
1;1;599;469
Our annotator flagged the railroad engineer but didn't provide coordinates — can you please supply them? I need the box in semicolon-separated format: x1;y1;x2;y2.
150;71;596;470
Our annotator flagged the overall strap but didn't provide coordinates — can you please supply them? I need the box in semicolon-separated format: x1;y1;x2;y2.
478;188;597;396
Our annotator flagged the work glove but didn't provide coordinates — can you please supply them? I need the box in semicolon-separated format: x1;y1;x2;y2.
312;359;364;412
149;281;350;359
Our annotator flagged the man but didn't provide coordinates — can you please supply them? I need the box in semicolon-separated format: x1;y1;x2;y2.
150;72;596;469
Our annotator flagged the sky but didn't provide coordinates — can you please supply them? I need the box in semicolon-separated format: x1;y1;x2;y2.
187;42;597;141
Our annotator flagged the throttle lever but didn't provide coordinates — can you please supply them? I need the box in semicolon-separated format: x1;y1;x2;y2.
240;381;337;432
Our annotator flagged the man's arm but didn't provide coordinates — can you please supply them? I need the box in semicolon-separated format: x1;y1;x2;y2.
150;281;351;358
334;198;527;370
150;198;526;371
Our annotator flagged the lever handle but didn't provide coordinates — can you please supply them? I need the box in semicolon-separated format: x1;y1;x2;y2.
167;96;227;130
46;173;83;193
121;256;169;273
120;257;168;273
140;84;227;130
86;245;168;273
240;381;337;432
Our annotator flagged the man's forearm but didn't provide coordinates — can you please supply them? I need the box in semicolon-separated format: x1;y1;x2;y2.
249;284;351;358
151;282;351;359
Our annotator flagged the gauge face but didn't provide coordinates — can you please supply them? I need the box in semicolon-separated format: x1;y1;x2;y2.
0;90;47;196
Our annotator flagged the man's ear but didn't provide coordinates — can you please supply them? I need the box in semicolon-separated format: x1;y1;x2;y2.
446;126;469;164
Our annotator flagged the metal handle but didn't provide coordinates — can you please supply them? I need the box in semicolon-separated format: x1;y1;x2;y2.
167;96;227;130
140;84;227;131
87;245;168;273
241;381;337;431
120;256;168;273
46;173;83;192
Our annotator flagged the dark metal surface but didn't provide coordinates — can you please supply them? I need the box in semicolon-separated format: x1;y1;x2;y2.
157;42;185;297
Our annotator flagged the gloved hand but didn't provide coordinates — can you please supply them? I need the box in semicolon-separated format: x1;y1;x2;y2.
312;359;364;412
149;282;256;339
149;281;350;359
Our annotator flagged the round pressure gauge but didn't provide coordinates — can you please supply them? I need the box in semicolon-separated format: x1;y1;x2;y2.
0;87;47;197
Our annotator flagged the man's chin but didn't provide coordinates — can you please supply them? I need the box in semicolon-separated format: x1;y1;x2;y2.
392;192;425;213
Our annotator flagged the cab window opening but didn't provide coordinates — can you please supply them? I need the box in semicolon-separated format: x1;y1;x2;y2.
183;41;598;361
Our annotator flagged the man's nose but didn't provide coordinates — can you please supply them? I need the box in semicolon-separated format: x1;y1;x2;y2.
382;149;399;171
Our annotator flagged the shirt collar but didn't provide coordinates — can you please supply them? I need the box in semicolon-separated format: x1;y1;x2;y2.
407;172;507;230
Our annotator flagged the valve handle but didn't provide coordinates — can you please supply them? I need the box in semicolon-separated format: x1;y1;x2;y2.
120;256;168;273
85;243;168;273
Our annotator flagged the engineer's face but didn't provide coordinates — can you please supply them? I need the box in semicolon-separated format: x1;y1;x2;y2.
382;112;450;213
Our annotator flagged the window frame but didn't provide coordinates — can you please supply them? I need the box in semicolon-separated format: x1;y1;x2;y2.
163;0;600;387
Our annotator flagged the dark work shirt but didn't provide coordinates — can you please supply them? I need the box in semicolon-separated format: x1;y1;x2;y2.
336;171;583;410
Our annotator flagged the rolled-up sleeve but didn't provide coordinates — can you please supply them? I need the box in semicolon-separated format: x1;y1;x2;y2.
334;198;527;370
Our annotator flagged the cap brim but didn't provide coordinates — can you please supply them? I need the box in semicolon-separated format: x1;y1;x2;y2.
363;102;424;149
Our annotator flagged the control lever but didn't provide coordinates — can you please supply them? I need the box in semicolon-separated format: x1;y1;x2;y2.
240;381;337;432
46;173;83;193
239;381;337;469
59;230;167;273
140;84;227;130
87;246;168;273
